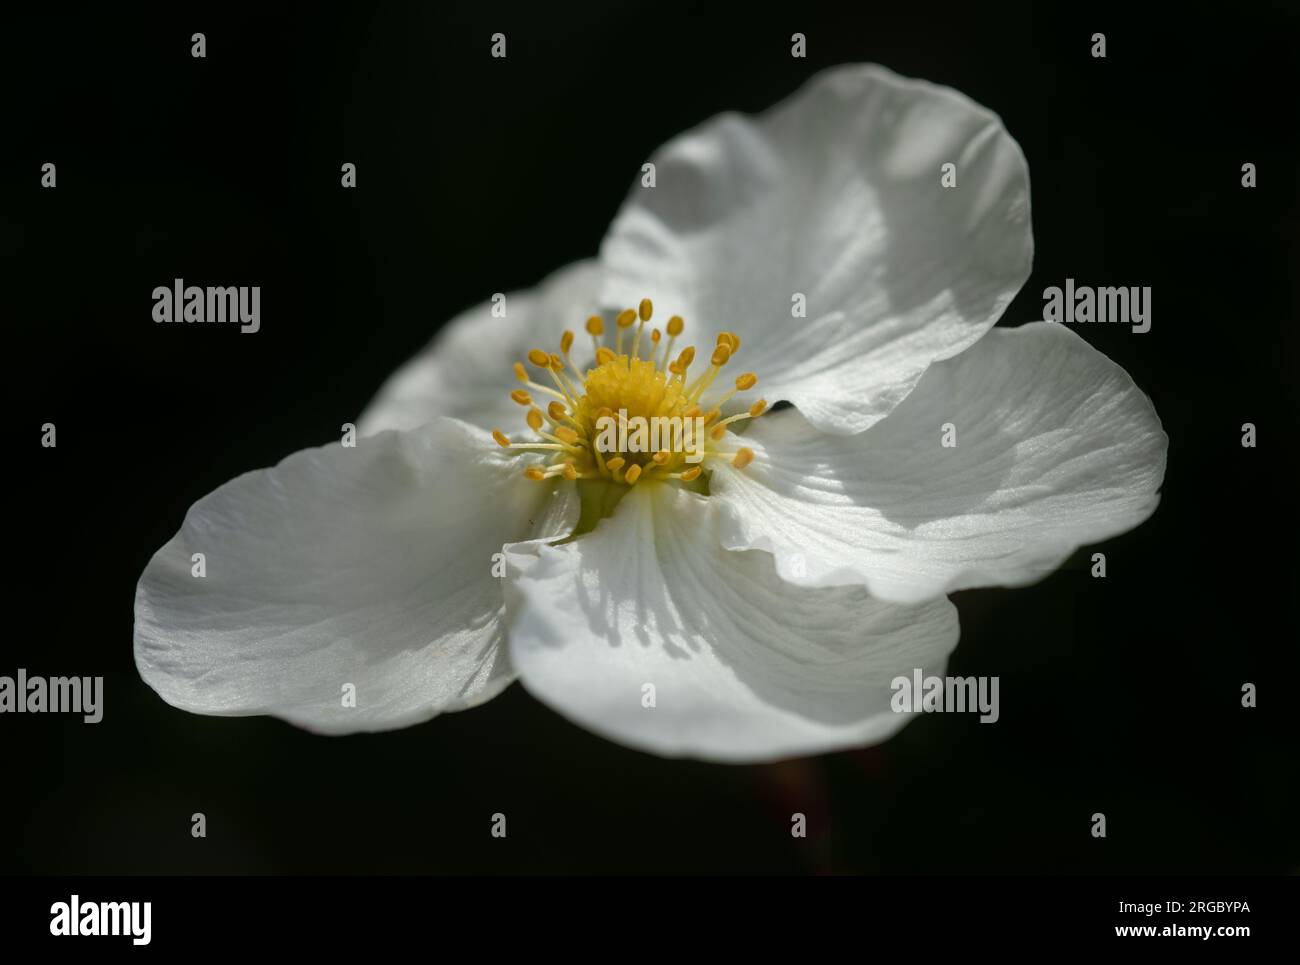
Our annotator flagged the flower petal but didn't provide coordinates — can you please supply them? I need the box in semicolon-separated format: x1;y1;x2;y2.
504;483;958;763
134;418;578;734
358;260;602;436
710;323;1168;603
599;64;1033;434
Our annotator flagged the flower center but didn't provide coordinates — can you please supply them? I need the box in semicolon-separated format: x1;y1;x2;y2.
492;299;765;487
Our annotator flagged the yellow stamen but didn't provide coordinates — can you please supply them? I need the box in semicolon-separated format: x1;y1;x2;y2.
615;307;637;355
685;347;727;399
662;315;684;372
492;430;511;448
631;303;651;360
713;372;758;408
559;331;584;381
543;356;580;406
711;399;769;437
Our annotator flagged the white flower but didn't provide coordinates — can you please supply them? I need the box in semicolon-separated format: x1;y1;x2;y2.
134;65;1167;763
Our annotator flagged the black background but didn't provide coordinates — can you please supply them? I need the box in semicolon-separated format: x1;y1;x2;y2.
2;1;1297;874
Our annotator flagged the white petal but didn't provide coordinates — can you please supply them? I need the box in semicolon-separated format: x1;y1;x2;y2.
134;418;578;734
504;483;958;763
599;64;1033;435
358;260;602;436
711;323;1168;603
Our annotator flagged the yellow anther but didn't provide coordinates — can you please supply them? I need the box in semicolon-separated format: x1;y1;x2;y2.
652;450;670;465
732;448;754;469
683;405;702;419
510;389;531;406
527;348;550;367
680;466;702;482
526;408;544;431
669;346;696;374
638;298;653;321
555;426;579;445
710;424;726;440
547;401;568;421
715;331;740;352
513;362;528;382
702;408;720;424
625;464;643;484
548;353;564;371
735;372;758;391
561;463;578;481
586;315;604;336
617;308;637;329
666;315;684;336
710;344;732;367
560;330;574;353
605;456;625;472
749;398;767;417
650;328;661;344
524;466;546;481
492;430;511;448
596;346;616;366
